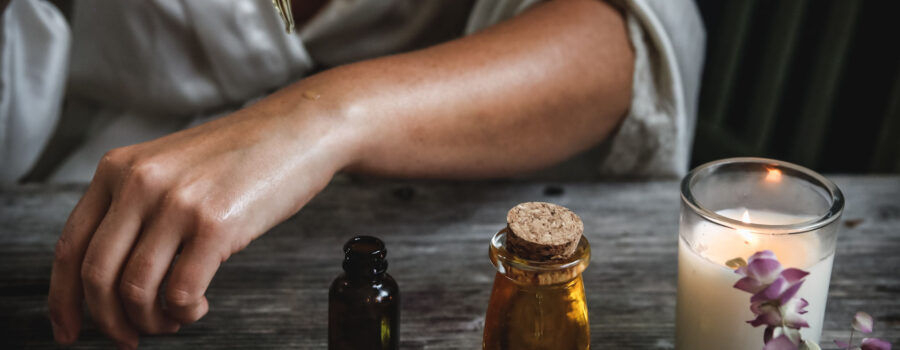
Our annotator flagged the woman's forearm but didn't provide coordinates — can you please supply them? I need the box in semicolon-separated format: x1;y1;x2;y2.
262;0;635;179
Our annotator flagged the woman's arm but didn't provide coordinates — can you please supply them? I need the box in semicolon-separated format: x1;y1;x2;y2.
280;0;634;178
48;0;633;347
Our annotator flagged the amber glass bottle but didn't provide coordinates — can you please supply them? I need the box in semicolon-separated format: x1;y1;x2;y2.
329;236;400;350
482;229;591;350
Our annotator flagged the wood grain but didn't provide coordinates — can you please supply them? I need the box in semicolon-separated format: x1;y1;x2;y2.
0;176;898;349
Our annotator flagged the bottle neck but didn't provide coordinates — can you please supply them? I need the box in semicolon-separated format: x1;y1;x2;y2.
341;235;389;281
489;229;590;286
342;259;388;281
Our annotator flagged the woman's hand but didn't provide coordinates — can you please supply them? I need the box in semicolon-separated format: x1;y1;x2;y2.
48;98;356;349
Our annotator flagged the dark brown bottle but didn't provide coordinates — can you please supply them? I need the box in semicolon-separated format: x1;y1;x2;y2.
329;236;400;350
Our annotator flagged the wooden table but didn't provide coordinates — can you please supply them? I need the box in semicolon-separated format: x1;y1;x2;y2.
2;177;898;349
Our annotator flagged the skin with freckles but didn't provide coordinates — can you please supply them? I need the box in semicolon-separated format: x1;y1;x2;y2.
47;0;634;348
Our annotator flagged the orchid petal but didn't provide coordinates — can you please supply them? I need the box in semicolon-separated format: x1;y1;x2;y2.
835;340;850;349
749;308;783;327
779;280;805;305
781;268;810;283
752;278;786;303
750;299;770;316
783;310;810;329
861;338;892;350
794;298;809;314
777;297;810;329
735;276;765;293
747;258;783;284
854;312;874;333
750;250;778;260
764;335;800;350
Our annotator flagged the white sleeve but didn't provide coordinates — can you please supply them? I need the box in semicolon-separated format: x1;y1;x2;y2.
597;0;705;178
465;0;705;179
464;0;544;34
0;0;70;182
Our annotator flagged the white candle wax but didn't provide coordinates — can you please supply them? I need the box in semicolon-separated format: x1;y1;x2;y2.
676;208;834;350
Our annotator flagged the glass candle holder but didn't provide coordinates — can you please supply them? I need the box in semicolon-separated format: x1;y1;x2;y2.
676;157;844;350
483;229;591;350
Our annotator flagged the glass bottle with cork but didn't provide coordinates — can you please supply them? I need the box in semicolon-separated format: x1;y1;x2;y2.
482;202;591;350
329;236;400;350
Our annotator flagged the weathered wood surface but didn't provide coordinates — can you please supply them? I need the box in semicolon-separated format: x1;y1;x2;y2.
1;176;898;349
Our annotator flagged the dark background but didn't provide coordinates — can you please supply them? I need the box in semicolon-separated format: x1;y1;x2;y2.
692;0;900;173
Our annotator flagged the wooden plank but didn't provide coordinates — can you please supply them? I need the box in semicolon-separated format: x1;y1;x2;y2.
0;178;898;349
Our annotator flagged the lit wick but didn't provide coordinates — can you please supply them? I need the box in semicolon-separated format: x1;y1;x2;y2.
738;210;756;245
765;167;782;183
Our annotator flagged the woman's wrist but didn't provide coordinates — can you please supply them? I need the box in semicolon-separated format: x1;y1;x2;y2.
252;80;367;180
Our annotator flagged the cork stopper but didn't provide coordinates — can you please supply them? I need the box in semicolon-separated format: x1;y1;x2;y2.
505;202;584;261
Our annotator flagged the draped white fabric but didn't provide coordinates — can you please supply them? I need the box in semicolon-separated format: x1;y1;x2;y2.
0;0;70;182
596;0;706;177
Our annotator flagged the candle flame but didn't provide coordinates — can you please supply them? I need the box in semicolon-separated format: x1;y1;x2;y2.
738;210;756;245
765;167;782;183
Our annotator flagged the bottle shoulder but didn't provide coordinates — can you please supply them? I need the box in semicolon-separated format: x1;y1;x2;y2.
381;273;399;291
330;273;399;301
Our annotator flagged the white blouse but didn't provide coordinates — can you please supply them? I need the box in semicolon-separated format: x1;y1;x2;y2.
0;0;704;182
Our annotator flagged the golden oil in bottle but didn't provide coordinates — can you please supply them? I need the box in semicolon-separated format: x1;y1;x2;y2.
483;202;591;350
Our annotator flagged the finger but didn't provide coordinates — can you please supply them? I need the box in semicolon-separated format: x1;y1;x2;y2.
120;219;182;334
48;182;110;344
80;199;142;348
164;238;225;324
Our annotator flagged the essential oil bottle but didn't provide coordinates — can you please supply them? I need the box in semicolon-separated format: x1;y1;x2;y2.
482;202;591;350
329;236;400;350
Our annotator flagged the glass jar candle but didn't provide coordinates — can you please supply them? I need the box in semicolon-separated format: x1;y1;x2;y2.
676;157;844;350
482;228;591;350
